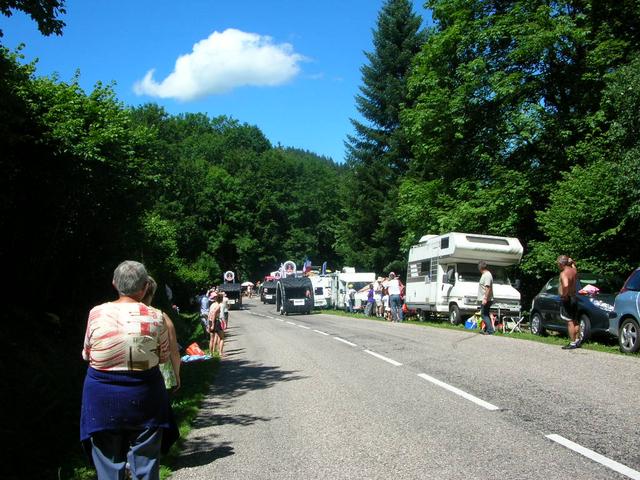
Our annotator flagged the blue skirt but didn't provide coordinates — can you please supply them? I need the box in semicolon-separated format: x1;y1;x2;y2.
80;367;171;442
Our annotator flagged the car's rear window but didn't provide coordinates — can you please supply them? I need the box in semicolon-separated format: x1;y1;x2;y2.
624;269;640;291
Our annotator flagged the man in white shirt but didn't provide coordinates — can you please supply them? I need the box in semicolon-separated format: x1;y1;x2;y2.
477;260;494;334
387;272;404;322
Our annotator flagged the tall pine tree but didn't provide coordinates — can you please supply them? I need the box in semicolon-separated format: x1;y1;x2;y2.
335;0;425;274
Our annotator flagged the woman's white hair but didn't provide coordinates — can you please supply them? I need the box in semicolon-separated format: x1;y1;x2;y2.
113;260;149;296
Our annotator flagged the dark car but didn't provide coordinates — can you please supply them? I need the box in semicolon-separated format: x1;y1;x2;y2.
613;267;640;353
530;272;617;342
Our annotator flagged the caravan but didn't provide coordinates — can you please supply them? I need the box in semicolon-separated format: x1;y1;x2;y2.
405;233;523;324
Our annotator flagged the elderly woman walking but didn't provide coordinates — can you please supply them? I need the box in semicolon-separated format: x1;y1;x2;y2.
80;260;172;480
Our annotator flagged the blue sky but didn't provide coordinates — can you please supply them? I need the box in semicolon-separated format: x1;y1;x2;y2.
0;1;431;163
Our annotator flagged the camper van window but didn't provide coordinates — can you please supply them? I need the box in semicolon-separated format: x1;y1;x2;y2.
421;261;430;279
465;235;509;246
441;237;450;249
446;266;456;284
457;263;510;284
315;287;323;295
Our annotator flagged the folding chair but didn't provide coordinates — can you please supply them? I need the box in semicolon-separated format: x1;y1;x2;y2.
502;315;525;334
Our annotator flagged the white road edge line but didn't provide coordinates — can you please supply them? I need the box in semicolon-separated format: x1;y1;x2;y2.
313;329;330;336
286;321;297;325
276;319;284;322
546;434;640;480
334;337;357;347
417;373;500;411
363;349;402;366
298;325;311;330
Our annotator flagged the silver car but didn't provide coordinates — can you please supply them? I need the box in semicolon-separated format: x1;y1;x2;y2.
613;267;640;353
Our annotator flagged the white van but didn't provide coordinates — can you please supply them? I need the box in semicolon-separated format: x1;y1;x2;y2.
330;267;376;311
405;233;523;324
309;274;332;309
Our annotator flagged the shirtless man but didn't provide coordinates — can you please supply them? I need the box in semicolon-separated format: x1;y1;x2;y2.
558;255;580;349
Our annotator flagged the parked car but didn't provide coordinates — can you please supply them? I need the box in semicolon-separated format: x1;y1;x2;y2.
614;267;640;353
530;272;617;342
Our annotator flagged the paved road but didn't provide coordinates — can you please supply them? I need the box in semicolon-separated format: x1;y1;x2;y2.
170;300;640;479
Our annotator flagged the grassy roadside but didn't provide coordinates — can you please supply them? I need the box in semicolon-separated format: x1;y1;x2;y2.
321;309;626;355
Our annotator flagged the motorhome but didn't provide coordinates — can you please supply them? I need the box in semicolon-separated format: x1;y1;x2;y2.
330;267;376;311
405;233;523;324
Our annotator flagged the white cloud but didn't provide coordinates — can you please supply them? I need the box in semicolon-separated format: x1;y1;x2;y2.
134;28;305;101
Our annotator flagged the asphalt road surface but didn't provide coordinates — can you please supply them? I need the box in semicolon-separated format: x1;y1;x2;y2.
170;300;640;480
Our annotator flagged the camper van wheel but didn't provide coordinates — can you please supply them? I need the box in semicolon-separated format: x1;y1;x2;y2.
449;304;462;325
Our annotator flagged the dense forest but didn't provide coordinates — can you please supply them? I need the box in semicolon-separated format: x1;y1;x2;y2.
1;0;639;478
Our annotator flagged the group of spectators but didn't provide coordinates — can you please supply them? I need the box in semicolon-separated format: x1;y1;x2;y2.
80;260;181;480
199;286;230;358
346;272;405;322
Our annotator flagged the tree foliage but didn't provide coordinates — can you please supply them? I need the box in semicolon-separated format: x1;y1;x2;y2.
337;0;426;274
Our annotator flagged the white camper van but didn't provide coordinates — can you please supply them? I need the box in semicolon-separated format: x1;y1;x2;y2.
309;274;332;309
405;233;523;324
330;267;376;311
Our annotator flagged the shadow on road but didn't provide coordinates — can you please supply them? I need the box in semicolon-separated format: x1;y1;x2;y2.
173;356;306;472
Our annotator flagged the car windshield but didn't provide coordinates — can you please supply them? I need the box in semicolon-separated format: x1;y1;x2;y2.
577;273;618;294
457;263;511;285
347;281;370;292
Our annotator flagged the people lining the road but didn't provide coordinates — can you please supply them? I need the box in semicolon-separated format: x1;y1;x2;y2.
80;260;174;480
142;276;181;391
478;261;495;335
558;255;580;349
365;283;375;316
347;283;356;313
387;272;404;322
199;289;211;335
208;293;226;358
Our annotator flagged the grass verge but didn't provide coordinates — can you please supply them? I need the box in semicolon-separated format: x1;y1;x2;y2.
321;309;625;355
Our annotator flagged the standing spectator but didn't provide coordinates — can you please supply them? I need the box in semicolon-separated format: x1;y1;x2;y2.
374;278;384;317
364;284;375;316
208;294;226;358
347;283;356;313
80;260;173;480
382;287;391;320
558;255;580;349
221;291;230;328
142;277;180;391
199;291;210;335
387;272;404;322
478;261;494;335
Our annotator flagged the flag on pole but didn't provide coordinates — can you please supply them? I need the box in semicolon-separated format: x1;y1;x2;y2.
303;258;312;273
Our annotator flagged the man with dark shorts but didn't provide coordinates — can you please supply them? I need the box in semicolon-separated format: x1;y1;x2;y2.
558;255;580;349
477;261;494;335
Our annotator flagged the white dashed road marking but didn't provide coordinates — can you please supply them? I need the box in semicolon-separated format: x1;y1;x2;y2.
334;337;357;347
363;349;402;366
298;325;311;330
286;321;297;326
546;434;640;480
417;373;500;411
313;329;330;336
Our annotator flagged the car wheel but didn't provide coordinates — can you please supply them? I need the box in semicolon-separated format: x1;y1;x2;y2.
449;304;462;325
578;313;591;344
619;317;640;354
530;312;546;336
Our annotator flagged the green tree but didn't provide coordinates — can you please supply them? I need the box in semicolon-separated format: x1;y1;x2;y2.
0;0;66;36
337;0;426;274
